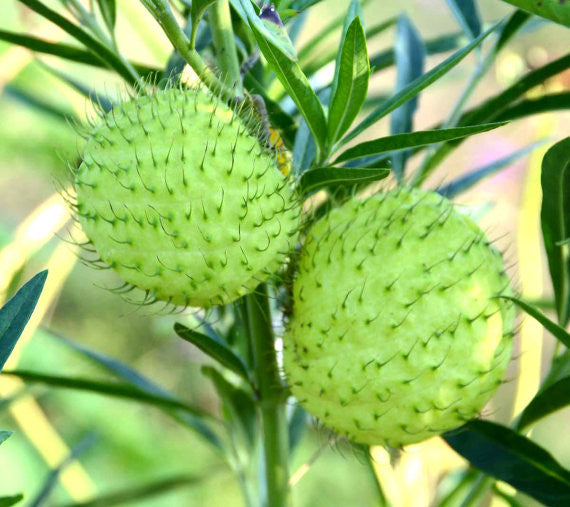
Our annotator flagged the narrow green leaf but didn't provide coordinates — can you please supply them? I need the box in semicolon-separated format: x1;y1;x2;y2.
341;21;501;146
192;0;216;22
502;0;570;27
500;296;570;348
497;93;570;122
446;0;481;38
2;369;212;419
390;15;425;181
335;123;506;163
251;26;327;162
45;329;223;450
288;405;307;453
541;138;570;325
30;433;97;507
58;475;208;507
328;16;369;146
4;86;75;122
0;495;24;507
201;366;256;450
298;166;390;195
0;430;12;446
0;271;47;371
230;0;297;60
293;118;315;174
444;420;570;505
96;0;116;32
437;140;545;198
174;323;250;382
17;0;139;85
517;377;570;431
289;0;323;9
0;29;100;65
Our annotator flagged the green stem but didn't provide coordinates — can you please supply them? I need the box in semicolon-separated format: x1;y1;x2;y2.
246;286;290;507
209;0;243;96
142;0;236;102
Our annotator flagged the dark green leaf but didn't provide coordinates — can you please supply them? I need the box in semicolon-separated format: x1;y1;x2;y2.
444;420;570;505
17;0;139;85
231;0;297;60
0;29;100;65
0;271;47;371
2;369;212;419
328;16;369;146
446;0;481;38
251;26;327;162
335;123;506;163
341;21;501;146
59;475;207;507
192;0;216;23
0;495;24;507
543;350;570;391
45;329;223;450
390;15;425;181
502;0;570;27
499;296;570;349
174;323;250;382
293;118;315;173
541;138;570;325
517;377;570;431
298;166;390;195
289;0;322;10
96;0;116;32
288;405;307;453
437;140;545;198
0;430;12;446
497;93;570;122
30;433;97;507
201;366;256;450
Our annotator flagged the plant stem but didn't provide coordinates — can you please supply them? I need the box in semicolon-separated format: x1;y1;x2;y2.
246;286;290;507
142;0;236;102
209;0;244;97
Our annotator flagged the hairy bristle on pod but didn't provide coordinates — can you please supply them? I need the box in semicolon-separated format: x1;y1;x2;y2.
283;187;515;447
73;87;301;308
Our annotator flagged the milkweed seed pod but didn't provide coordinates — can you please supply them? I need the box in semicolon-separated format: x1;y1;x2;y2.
283;187;515;447
74;88;300;308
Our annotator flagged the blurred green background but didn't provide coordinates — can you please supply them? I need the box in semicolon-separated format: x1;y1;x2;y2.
0;0;569;505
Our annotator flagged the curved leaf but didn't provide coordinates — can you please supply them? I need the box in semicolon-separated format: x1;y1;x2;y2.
2;370;212;419
541;137;570;325
0;495;24;507
174;323;250;382
502;0;570;27
517;377;570;431
497;93;570;122
500;296;570;348
0;271;47;371
340;21;501;146
298;166;390;195
328;16;369;146
335;123;506;163
97;0;116;33
444;420;570;506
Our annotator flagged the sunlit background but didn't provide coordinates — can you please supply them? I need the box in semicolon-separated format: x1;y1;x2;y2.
0;0;569;505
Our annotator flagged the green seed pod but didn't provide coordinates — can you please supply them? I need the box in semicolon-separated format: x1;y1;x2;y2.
74;88;300;308
283;187;514;447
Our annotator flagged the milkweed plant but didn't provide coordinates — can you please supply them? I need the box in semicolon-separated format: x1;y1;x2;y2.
0;0;569;506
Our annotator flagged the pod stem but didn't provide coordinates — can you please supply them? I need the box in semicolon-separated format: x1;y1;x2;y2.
246;286;290;507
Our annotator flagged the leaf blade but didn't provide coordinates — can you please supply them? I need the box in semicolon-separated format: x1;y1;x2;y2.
444;420;570;505
335;123;506;163
517;377;570;431
327;16;369;147
298;166;390;195
446;0;481;38
502;0;570;27
540;137;570;325
0;271;47;371
341;21;501;146
174;323;250;382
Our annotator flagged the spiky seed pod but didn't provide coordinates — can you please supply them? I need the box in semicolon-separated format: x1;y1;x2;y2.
74;88;300;308
283;187;515;447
